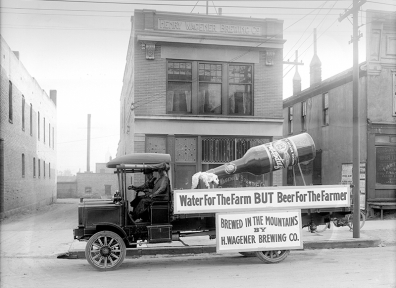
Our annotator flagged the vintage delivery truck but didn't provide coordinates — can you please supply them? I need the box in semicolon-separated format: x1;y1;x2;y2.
73;134;357;271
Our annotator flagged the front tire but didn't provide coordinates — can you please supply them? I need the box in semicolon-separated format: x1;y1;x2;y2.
85;231;126;271
255;250;290;263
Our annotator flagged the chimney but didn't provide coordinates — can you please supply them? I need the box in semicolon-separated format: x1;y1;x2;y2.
87;114;91;173
310;28;322;86
12;51;19;60
50;90;57;106
293;50;302;95
218;8;222;16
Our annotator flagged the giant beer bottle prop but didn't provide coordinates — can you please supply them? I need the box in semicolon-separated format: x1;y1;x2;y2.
207;133;316;177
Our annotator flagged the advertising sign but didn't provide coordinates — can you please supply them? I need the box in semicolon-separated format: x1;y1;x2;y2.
173;185;350;214
216;210;302;253
341;163;366;209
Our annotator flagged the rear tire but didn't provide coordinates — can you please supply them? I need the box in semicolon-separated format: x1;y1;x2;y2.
346;211;366;230
85;231;126;271
255;250;290;263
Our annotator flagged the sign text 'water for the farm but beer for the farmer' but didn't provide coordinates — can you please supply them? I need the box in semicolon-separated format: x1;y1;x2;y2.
173;185;350;213
216;210;303;253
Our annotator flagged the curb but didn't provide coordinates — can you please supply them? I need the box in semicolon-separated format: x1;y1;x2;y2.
57;237;382;260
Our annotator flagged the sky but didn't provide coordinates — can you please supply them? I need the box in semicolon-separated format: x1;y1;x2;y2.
1;0;395;175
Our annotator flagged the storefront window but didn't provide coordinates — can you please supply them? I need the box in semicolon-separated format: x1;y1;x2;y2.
201;136;270;187
376;146;396;185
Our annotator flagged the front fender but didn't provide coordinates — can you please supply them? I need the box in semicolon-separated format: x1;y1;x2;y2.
94;222;128;240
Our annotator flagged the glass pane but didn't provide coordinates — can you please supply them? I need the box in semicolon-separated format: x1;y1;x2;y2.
168;62;192;81
229;65;252;84
199;63;222;82
167;82;192;113
376;146;396;185
228;85;252;115
199;83;221;114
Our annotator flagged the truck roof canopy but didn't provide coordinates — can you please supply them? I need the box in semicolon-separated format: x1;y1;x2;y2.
106;153;171;169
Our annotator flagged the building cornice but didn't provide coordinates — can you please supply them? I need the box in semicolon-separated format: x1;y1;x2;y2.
135;115;283;123
136;32;285;49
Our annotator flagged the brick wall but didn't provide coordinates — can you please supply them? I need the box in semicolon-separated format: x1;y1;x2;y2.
254;50;283;118
0;36;57;218
134;45;166;116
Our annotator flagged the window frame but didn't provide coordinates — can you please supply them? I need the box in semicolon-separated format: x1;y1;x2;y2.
22;95;25;131
38;111;40;140
33;157;36;178
166;60;254;116
323;92;329;126
8;81;13;123
288;106;294;134
301;101;307;131
22;154;25;178
30;104;33;136
43;117;46;144
166;60;193;114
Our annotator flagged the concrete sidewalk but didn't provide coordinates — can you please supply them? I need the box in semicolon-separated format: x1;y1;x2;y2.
1;199;395;260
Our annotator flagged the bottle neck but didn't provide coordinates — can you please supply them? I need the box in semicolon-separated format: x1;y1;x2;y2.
207;158;245;177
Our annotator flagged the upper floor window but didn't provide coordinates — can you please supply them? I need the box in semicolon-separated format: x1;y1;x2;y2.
30;104;33;136
22;96;25;131
9;81;13;123
43;117;46;143
301;101;307;131
38;159;41;178
167;61;192;113
228;64;253;115
22;154;25;178
288;106;293;134
33;157;36;178
38;111;40;140
166;60;253;116
323;92;329;126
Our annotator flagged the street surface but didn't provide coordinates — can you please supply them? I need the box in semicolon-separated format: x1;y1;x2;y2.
1;199;395;288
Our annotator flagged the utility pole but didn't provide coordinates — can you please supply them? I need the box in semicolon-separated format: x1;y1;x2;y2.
339;0;365;238
87;114;91;173
282;50;304;66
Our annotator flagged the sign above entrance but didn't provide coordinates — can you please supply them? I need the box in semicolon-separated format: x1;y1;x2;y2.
158;19;261;36
173;185;351;214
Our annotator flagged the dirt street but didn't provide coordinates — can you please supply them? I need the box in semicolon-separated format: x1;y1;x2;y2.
1;200;395;288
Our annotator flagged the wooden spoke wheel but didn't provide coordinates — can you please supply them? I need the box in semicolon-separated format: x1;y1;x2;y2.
255;250;290;263
85;231;126;271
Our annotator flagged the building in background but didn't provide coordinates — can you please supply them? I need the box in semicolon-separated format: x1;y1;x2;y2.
0;36;57;218
282;10;396;214
57;164;118;199
118;10;286;189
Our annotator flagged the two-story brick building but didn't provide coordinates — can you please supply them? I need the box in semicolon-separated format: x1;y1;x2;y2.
117;10;286;189
283;10;396;215
0;36;57;218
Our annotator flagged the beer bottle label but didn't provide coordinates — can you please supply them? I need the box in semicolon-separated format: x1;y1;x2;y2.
265;138;298;171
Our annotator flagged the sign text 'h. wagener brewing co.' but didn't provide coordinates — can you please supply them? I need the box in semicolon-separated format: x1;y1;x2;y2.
216;210;302;253
173;185;350;214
